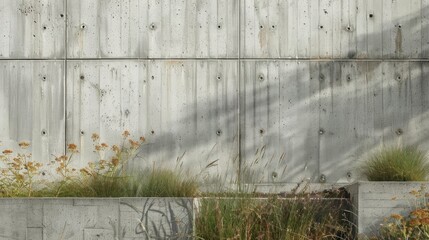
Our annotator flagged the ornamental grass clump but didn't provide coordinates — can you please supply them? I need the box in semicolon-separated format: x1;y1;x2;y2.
127;168;199;197
361;146;429;181
195;196;352;240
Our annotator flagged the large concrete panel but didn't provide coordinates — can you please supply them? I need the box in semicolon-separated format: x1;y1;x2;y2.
240;0;429;59
66;0;142;58
240;61;429;185
0;0;65;59
0;199;28;240
66;60;239;184
240;61;319;184
67;0;238;58
42;199;119;240
318;61;384;183
0;61;65;164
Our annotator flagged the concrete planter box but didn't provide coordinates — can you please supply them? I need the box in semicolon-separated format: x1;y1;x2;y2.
0;198;196;240
346;181;429;238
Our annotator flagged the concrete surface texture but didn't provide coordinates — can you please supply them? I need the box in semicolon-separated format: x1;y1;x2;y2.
1;0;429;187
0;198;195;240
347;182;429;238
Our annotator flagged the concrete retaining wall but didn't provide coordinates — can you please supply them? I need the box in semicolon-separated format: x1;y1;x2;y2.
346;182;429;238
0;198;196;240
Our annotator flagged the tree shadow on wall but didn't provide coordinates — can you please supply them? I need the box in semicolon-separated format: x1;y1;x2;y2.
133;7;429;188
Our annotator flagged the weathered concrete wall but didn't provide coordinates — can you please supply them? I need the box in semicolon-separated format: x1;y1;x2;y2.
1;0;429;187
0;198;195;240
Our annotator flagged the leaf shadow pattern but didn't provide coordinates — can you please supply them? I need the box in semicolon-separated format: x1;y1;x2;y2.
131;5;429;186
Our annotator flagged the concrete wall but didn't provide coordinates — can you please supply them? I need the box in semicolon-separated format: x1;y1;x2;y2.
0;198;195;240
1;0;429;187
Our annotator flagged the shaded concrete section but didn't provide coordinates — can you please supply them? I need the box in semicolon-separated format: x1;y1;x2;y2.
0;198;195;240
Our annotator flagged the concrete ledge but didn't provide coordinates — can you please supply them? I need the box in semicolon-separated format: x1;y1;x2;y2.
346;181;429;238
0;198;196;240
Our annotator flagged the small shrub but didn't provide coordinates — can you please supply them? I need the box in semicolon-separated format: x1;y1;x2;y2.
361;146;429;181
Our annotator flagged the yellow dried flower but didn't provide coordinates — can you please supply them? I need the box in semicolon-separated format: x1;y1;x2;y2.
2;149;13;155
13;158;22;164
80;168;92;176
111;158;119;166
112;145;120;154
410;218;421;227
55;155;68;162
18;142;30;149
411;209;429;218
91;133;99;142
122;130;130;138
67;144;78;153
421;217;429;226
129;139;140;149
12;163;20;170
25;162;37;173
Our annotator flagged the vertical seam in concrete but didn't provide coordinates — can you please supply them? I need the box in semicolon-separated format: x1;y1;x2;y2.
317;62;321;180
118;198;121;240
381;0;384;57
64;0;68;154
237;0;242;191
421;0;423;57
381;62;385;144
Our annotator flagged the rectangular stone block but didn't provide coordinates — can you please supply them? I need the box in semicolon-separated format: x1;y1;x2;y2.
27;201;43;228
0;200;27;240
27;228;43;240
